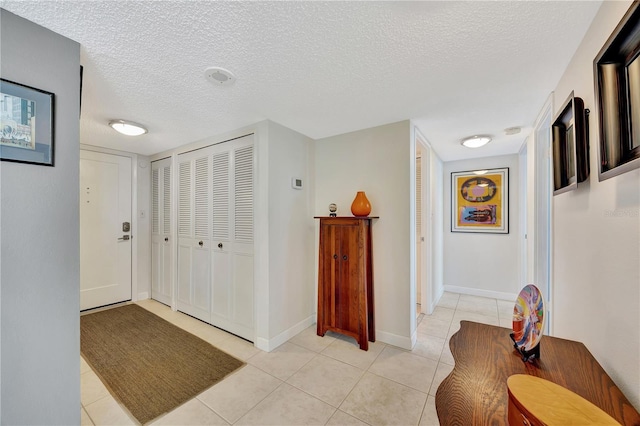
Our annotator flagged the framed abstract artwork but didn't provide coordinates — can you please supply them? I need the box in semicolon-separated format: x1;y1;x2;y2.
0;78;54;166
451;167;509;234
552;91;589;195
593;1;640;181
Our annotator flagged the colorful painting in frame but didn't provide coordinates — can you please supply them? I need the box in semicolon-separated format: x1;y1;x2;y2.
0;78;55;166
451;167;509;233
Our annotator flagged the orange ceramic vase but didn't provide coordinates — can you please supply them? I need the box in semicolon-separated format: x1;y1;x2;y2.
351;191;371;217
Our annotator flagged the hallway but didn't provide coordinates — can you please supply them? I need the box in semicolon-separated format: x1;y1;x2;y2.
81;292;514;425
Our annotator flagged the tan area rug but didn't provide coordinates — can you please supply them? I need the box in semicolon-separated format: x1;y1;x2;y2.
81;304;245;424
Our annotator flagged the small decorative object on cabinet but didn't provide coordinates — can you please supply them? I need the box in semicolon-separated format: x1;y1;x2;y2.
328;203;337;217
350;191;371;217
552;91;589;195
315;216;377;350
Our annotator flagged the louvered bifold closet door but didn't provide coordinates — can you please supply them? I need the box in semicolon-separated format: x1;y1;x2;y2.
210;135;255;341
151;158;173;306
176;153;211;322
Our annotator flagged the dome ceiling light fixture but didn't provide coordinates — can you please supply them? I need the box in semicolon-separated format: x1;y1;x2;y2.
461;135;492;148
204;66;236;86
109;120;148;136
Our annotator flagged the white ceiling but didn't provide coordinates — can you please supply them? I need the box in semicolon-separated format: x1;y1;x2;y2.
2;1;602;160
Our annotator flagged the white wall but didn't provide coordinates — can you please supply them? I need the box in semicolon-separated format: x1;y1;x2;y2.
443;154;520;300
0;9;81;424
315;121;413;348
551;0;639;409
266;122;316;345
431;153;445;308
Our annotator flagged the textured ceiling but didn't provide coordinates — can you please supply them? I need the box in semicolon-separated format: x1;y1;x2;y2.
1;1;602;160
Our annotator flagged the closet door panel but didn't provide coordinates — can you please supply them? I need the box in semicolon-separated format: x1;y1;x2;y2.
161;236;172;299
177;244;191;305
209;136;254;341
233;253;254;329
211;250;230;319
192;244;211;314
151;158;172;306
176;159;192;314
151;238;162;297
176;153;211;322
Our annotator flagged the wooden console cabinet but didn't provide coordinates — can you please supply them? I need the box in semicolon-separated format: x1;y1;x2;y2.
315;217;376;350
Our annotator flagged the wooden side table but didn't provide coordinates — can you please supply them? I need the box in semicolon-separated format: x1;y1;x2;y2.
435;321;640;425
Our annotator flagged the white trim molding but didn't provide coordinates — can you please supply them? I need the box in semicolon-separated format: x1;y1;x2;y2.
444;285;517;302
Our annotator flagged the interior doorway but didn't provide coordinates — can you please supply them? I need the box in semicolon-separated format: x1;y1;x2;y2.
414;130;432;317
533;102;553;334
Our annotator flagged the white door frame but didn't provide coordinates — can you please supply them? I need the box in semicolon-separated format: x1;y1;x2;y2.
410;125;434;346
530;94;554;335
80;144;139;303
415;131;432;315
518;139;528;289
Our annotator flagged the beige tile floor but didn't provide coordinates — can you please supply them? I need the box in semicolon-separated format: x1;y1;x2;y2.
81;292;514;425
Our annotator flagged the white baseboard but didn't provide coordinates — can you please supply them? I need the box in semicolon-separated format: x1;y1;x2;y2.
255;315;315;352
444;285;517;302
376;329;413;350
430;286;445;313
137;292;149;301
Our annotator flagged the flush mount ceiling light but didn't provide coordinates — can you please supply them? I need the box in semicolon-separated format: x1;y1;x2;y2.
109;120;147;136
204;66;236;86
461;135;492;148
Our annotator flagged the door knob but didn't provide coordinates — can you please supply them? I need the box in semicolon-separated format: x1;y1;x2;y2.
218;242;223;249
118;235;130;241
164;237;169;242
333;254;338;260
342;255;348;261
198;241;204;247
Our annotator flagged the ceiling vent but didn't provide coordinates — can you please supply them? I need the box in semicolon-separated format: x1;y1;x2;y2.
204;67;236;86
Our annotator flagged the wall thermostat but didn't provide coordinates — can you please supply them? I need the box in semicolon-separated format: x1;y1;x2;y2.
291;178;303;189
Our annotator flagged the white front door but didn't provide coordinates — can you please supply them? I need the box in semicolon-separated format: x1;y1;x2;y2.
80;150;132;310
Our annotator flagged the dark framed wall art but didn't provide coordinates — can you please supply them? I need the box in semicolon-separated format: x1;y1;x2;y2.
0;78;55;166
552;91;589;195
593;1;640;181
451;167;509;234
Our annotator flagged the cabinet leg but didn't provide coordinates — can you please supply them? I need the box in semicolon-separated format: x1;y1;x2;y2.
317;323;326;337
358;338;369;351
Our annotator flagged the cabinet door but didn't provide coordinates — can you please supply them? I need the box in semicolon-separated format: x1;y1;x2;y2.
151;158;172;306
176;154;211;322
335;224;362;334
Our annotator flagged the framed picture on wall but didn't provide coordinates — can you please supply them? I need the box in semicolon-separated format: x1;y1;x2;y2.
0;78;55;166
451;167;509;234
593;2;640;181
